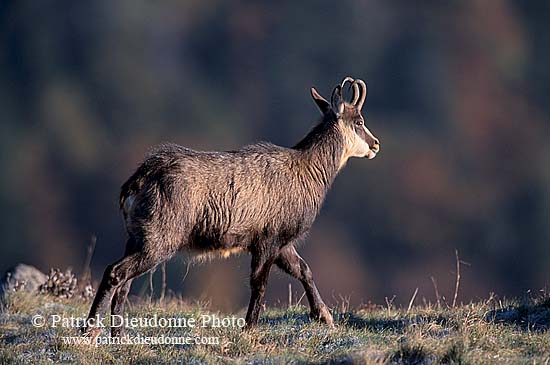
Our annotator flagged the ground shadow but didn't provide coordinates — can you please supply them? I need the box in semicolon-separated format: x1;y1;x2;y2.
485;297;550;332
259;311;311;326
259;310;408;332
337;312;406;332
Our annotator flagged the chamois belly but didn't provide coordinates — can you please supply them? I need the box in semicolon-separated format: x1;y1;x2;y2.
184;217;307;262
188;246;246;263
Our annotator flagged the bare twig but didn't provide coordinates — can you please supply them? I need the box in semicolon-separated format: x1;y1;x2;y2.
407;288;419;313
385;295;396;316
182;262;191;285
149;270;154;301
430;276;441;309
453;249;461;307
296;291;306;306
160;262;167;303
484;292;496;307
81;235;97;287
288;283;292;308
338;294;351;313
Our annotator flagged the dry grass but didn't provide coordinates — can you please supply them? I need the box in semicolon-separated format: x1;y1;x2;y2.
0;291;549;364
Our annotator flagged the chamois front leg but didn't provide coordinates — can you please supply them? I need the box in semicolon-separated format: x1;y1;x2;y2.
245;249;277;328
275;245;334;327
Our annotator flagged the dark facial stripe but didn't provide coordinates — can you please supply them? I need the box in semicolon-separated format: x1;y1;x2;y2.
354;125;375;147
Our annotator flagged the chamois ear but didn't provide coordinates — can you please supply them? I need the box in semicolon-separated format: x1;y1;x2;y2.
310;87;331;115
331;85;345;116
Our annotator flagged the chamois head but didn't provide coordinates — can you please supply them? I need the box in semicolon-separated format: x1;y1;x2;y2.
311;77;380;161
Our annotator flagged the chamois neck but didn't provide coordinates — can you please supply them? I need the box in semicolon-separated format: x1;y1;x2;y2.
293;121;344;188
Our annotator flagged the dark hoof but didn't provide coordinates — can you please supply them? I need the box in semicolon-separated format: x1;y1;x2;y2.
311;305;334;328
82;327;102;344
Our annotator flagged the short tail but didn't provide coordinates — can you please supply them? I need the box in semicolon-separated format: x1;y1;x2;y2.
119;164;150;217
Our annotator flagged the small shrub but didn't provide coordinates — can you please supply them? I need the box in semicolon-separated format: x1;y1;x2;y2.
38;268;94;299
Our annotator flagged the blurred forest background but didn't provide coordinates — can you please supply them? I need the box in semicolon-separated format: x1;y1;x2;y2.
0;1;549;311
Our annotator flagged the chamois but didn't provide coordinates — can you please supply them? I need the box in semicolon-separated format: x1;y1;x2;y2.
85;77;380;337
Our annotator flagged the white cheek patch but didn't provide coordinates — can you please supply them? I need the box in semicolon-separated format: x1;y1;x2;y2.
358;135;371;155
337;121;377;166
359;125;379;158
353;126;371;158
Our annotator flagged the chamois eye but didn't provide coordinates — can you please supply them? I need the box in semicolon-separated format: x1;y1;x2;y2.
355;119;364;126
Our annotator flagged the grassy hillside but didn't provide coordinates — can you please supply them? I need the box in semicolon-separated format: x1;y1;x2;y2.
0;291;549;364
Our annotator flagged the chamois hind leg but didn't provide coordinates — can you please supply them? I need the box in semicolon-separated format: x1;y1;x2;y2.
109;243;138;337
275;245;334;327
84;238;167;337
110;278;133;337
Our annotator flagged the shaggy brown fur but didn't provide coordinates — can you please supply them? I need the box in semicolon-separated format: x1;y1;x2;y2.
85;77;380;337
